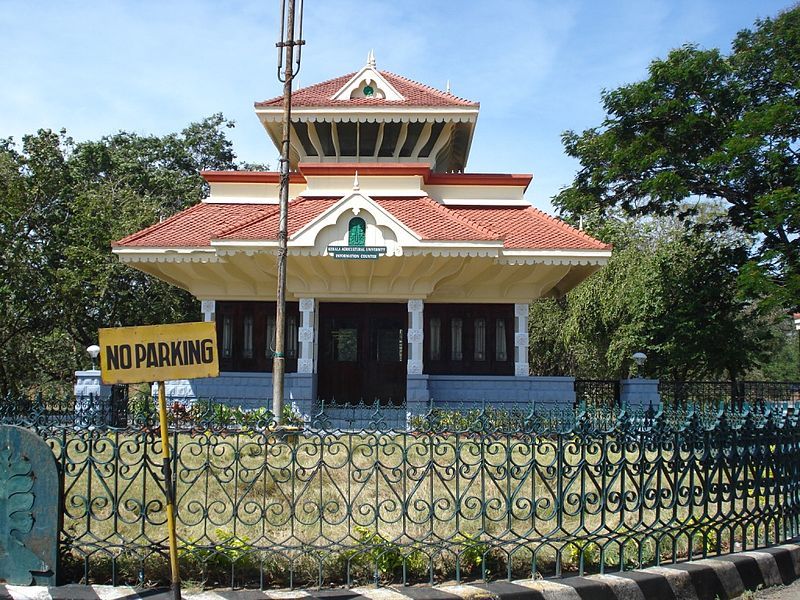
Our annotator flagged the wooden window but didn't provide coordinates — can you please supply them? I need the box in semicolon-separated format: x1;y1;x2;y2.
222;315;233;359
495;319;507;362
287;315;298;359
429;317;441;361
242;315;254;358
265;316;276;358
216;301;299;372
332;329;358;361
348;217;366;247
474;318;486;361
450;318;463;361
423;304;513;375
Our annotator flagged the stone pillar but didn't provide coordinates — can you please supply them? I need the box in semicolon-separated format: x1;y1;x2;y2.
406;299;429;412
620;379;661;410
201;299;215;322
293;298;317;418
298;298;316;374
74;370;113;425
514;303;530;377
407;299;424;376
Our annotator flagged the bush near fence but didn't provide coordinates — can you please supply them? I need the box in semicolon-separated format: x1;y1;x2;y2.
2;393;800;589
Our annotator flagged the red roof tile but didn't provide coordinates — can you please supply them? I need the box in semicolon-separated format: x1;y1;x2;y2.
255;71;478;109
219;198;339;240
114;198;610;252
373;197;500;242
448;206;611;250
113;203;271;248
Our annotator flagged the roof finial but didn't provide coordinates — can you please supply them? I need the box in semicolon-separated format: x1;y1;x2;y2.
353;170;360;191
446;80;451;94
367;49;376;68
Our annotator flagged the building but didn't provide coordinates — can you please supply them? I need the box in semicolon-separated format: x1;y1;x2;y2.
112;55;612;415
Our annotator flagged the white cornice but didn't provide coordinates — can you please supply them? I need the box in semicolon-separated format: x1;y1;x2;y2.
438;198;531;206
497;249;612;266
113;243;611;266
255;107;479;123
112;248;221;263
502;249;612;258
202;198;280;204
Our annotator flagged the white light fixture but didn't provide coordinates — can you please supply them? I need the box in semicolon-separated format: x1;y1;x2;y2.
87;344;100;370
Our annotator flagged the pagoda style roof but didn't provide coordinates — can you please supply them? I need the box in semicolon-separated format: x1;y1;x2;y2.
255;71;478;109
255;53;480;173
113;195;609;252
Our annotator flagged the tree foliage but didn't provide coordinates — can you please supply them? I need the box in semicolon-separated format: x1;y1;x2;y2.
555;6;800;310
528;216;783;380
0;115;251;395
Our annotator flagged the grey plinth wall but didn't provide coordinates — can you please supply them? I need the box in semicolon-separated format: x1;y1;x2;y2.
424;375;577;410
406;374;431;414
162;372;316;416
620;378;661;409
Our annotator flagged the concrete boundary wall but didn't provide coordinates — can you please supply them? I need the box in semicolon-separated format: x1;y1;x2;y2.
9;543;800;599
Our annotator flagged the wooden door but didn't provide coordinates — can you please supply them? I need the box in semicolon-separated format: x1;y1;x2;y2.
318;303;406;405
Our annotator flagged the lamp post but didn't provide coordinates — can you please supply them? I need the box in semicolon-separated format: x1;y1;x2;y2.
87;344;100;371
632;352;647;378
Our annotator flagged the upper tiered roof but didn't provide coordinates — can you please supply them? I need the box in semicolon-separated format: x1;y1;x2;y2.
255;52;479;173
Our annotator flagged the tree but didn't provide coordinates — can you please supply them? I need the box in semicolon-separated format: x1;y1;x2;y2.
0;115;256;395
554;6;800;311
528;216;777;380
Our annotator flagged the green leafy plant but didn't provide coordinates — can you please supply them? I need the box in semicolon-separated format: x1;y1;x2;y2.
180;529;260;581
455;532;488;574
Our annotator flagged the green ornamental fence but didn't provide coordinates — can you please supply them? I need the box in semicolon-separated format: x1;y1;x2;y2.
2;394;800;589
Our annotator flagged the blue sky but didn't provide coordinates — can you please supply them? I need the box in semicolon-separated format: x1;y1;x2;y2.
0;0;793;212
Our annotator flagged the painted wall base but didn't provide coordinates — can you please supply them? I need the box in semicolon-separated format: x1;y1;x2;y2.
161;372;316;417
154;372;660;420
620;378;661;409
423;375;577;411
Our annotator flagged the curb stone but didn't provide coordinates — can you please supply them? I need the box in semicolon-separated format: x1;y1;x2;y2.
3;544;800;600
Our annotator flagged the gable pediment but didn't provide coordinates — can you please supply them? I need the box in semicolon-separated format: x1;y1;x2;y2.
330;52;404;101
290;192;421;255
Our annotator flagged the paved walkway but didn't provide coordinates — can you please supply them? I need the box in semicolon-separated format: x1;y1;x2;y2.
754;577;800;598
3;543;800;600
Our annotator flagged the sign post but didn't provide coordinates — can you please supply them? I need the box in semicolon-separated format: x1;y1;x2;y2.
98;322;219;600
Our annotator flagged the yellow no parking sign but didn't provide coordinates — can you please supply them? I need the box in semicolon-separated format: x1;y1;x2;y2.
97;320;219;600
98;321;219;384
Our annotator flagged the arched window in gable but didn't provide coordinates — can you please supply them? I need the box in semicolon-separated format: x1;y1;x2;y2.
348;217;366;247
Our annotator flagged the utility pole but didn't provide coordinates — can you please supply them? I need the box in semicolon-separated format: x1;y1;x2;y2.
794;313;800;379
273;0;304;423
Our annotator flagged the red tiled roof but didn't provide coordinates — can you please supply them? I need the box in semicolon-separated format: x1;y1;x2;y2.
255;71;478;108
112;203;270;248
114;199;610;252
448;206;611;250
219;198;339;240
217;197;501;242
373;197;500;241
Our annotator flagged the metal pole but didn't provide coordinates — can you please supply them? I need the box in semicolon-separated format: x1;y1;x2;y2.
795;314;800;379
157;380;181;600
273;0;303;423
